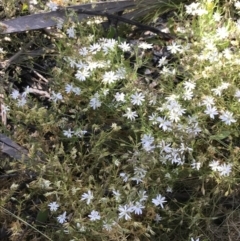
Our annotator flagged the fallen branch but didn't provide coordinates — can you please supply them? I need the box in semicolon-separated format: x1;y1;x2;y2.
0;1;136;34
0;133;29;161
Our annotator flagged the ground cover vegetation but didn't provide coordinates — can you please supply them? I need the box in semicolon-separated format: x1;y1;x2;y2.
1;0;240;240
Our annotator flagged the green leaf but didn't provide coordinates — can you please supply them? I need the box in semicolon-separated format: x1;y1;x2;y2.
21;3;29;12
210;131;232;140
36;210;48;224
107;26;117;39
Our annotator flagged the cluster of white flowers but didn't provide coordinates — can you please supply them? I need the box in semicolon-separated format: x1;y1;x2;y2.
161;98;186;123
63;128;87;138
185;2;207;16
201;94;236;124
209;160;232;176
8;2;240;238
10;86;30;107
158;140;193;166
118;200;147;220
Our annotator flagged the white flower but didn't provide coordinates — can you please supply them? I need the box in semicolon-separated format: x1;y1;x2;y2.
183;80;196;91
202;96;215;107
156;116;172;131
66;57;76;68
138;42;153;49
90;94;101;110
88;210;101;221
102;71;118;84
166;186;173;193
167;42;182;54
185;2;201;14
87;61;100;71
216;26;229;39
219;111;236;125
65;84;74;94
235;1;240;9
191;238;199;241
131;92;145;106
185;2;207;16
51;91;62;103
152;194;167;208
218;163;232;176
116;67;127;80
47;1;58;11
191;161;201;170
38;178;51;189
22;86;30;97
118;205;132;220
141;134;155;152
219;82;230;90
211;86;222;96
48;202;59;211
74;129;87;137
0;47;6;54
101;38;117;54
160;66;170;76
138;190;148;202
56;19;64;29
79;47;88;56
102;88;109;96
11;89;20;99
234;89;240;101
158;56;168;67
195;7;208;15
114;92;125;102
57;211;67;224
204;106;218;119
63;129;74;138
141;134;154;146
131;202;145;215
103;220;115;231
223;48;233;60
118;41;131;52
67;27;75;38
155;214;162;223
209;160;220;171
75;69;90;81
81;190;94;205
134;167;147;178
73;87;81;95
148;113;158;125
89;43;101;54
183;89;194;100
131;175;143;184
213;12;222;22
17;98;27;107
112;190;121;202
120;172;129;182
123;108;138;121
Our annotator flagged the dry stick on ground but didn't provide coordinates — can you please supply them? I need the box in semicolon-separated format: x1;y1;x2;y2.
0;0;176;38
0;1;136;34
32;69;49;83
0;133;29;161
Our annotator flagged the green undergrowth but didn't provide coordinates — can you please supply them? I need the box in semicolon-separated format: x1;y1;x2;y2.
1;0;240;241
